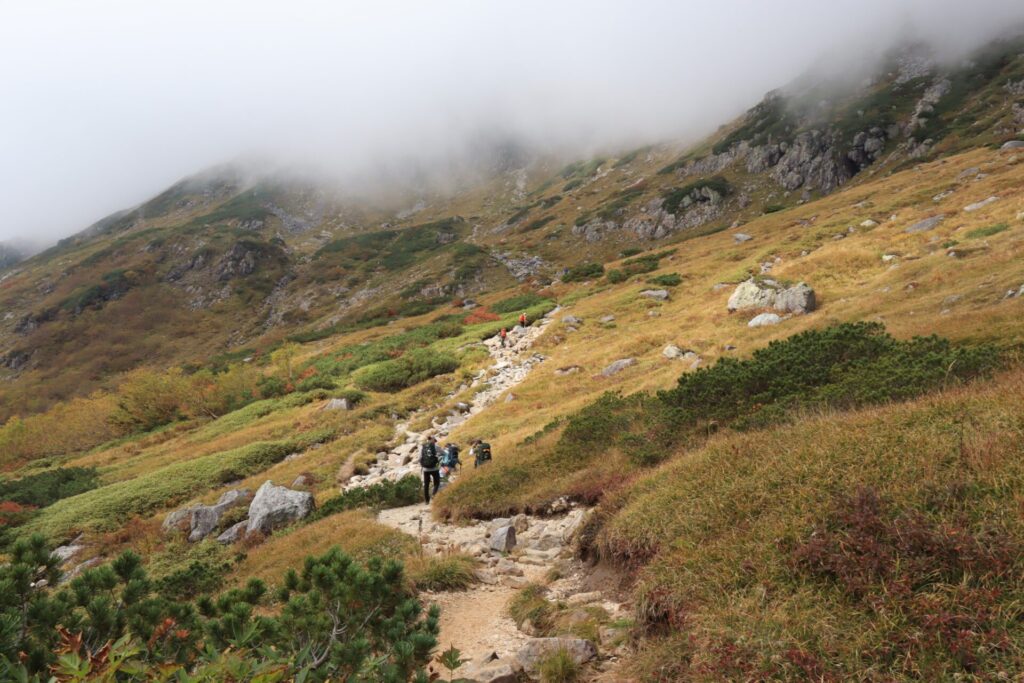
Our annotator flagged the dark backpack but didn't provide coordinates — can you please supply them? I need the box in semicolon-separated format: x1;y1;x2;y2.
441;446;459;467
420;443;439;469
475;442;492;463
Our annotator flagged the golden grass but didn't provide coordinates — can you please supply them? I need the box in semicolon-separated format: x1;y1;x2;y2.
228;509;416;588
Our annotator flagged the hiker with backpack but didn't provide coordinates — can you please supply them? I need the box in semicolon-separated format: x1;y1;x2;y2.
471;438;492;468
519;312;527;327
420;436;441;504
499;327;508;348
440;442;461;479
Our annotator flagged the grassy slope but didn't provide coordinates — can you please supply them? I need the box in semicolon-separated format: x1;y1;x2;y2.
601;371;1024;680
435;146;1024;519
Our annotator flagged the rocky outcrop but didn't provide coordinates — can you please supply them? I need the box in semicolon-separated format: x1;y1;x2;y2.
163;489;252;543
246;481;315;534
514;638;597;675
727;279;815;315
321;397;352;411
639;289;669;301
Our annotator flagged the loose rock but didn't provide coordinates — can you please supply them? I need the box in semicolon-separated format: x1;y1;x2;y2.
905;215;945;233
601;358;636;376
748;313;782;327
515;638;597;675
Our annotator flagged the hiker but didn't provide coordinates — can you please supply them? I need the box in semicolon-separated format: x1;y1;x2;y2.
420;436;441;504
518;312;528;327
471;438;492;468
499;327;508;348
440;442;461;479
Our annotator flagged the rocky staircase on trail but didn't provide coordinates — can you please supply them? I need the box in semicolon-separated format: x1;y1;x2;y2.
338;309;629;682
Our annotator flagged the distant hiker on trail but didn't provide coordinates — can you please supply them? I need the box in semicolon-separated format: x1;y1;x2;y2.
499;327;508;348
420;436;441;504
471;438;492;468
519;312;528;327
440;442;461;480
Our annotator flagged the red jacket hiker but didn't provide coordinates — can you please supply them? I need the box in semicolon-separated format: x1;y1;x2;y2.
519;313;527;326
499;327;508;347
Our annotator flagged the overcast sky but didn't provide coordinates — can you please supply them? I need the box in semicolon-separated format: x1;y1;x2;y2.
1;0;1022;245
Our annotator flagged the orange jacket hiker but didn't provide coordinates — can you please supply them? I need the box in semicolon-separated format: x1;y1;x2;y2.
519;313;527;326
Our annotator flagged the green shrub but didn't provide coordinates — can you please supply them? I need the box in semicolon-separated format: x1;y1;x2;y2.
647;273;682;287
619;248;642;258
311;476;421;521
606;269;628;284
491;292;545;313
562;263;605;283
295;374;336;392
1;539;439;680
355;348;459;392
966;222;1008;239
0;467;100;508
659;322;1000;427
764;203;786;214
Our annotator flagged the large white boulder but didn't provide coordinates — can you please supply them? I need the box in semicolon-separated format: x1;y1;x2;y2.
727;278;816;314
246;481;315;534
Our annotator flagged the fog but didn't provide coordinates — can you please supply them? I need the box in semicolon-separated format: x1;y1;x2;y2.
2;0;1023;245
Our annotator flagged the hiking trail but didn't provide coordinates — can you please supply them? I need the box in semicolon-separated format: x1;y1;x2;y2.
340;310;629;681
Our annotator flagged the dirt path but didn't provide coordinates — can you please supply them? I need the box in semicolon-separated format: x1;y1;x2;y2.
344;311;624;679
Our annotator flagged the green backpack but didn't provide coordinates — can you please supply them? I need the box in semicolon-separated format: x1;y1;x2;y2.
475;442;492;463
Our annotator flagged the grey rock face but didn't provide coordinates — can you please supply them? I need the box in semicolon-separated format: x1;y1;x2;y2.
905;215;946;233
601;358;636;377
515;638;597;675
489;525;517;552
1001;140;1024;150
773;283;816;314
246;481;315;534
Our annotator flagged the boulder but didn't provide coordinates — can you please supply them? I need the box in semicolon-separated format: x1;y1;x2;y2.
246;481;315;534
963;196;998;212
1001;140;1024;150
733;233;753;243
748;313;782;327
860;219;879;228
598;314;615;323
464;659;522;683
905;215;945;233
514;638;597;675
773;283;816;314
662;344;685;359
727;279;815;314
489;525;517;552
555;365;581;376
162;508;193;533
561;315;582;326
601;358;636;377
566;591;604;607
322;397;352;411
639;289;669;301
184;489;252;542
216;521;248;544
51;535;85;564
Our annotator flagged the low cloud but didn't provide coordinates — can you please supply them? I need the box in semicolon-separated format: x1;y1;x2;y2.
2;0;1022;244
